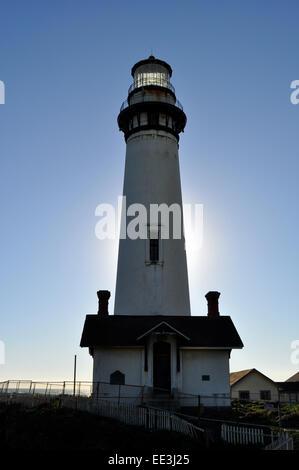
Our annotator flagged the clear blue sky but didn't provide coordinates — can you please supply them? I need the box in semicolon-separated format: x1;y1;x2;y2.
0;0;298;382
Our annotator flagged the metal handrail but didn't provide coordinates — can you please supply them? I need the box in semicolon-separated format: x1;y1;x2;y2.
120;96;183;112
0;380;230;402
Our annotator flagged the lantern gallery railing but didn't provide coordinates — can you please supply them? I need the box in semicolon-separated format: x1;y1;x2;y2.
120;95;183;112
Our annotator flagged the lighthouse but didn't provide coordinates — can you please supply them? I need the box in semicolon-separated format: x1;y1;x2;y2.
80;57;243;408
115;56;190;316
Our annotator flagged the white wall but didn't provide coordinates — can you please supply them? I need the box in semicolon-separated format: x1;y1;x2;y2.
93;347;143;386
181;349;231;406
92;344;231;407
114;129;190;316
93;337;179;391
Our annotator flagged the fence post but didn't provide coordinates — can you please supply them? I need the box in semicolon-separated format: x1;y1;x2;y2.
277;391;282;430
141;385;144;406
205;428;211;449
73;355;77;397
118;384;121;406
197;394;201;425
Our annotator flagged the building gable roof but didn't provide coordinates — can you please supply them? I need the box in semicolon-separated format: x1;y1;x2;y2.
286;372;299;382
230;368;276;387
230;369;253;386
277;372;299;392
80;315;243;349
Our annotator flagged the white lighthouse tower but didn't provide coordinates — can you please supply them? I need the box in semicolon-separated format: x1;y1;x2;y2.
81;57;243;407
115;56;190;316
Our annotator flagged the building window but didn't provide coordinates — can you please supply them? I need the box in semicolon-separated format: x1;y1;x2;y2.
150;238;159;262
239;390;250;401
110;370;125;385
280;392;288;403
290;393;296;403
260;390;271;401
202;375;210;381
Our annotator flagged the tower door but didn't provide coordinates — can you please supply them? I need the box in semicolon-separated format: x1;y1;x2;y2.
153;341;171;392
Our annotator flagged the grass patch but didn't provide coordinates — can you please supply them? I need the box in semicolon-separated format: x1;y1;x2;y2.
0;403;204;451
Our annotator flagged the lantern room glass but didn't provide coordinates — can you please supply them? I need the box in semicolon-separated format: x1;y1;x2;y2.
134;72;170;90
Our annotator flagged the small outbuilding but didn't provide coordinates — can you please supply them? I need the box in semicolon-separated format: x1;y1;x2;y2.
230;368;279;402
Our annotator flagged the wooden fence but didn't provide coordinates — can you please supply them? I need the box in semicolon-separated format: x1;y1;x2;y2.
264;431;294;450
221;424;294;450
1;393;295;449
93;400;203;439
221;424;264;446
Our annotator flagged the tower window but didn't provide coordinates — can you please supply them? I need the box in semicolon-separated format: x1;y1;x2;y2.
150;238;159;262
202;375;210;381
146;228;162;265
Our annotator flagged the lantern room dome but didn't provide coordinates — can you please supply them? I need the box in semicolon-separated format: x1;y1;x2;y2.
131;55;172;77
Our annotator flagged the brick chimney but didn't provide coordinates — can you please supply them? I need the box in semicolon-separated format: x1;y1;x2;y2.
97;290;111;316
205;291;220;317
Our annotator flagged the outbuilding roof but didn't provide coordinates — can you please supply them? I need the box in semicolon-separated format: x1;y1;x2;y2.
230;369;254;386
230;368;276;387
286;372;299;382
80;315;243;349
